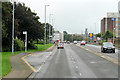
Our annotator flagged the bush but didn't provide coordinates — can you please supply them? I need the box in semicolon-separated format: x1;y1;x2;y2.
39;41;44;44
2;37;11;52
28;43;38;49
2;47;11;52
14;39;24;51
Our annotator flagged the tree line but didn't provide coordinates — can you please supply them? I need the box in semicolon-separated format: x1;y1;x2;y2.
63;31;84;42
2;2;53;51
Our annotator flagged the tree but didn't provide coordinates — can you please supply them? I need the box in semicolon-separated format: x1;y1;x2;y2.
95;33;101;37
103;31;113;41
63;31;68;41
2;2;46;51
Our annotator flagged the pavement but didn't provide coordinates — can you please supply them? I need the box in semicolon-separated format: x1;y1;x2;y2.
24;44;119;79
2;44;55;79
3;53;33;79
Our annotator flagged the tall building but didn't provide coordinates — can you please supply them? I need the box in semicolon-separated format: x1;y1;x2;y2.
118;2;120;38
101;18;106;34
101;17;116;34
118;1;120;17
101;12;120;38
115;18;120;38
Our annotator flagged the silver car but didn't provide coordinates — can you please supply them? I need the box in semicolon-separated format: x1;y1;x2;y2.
57;42;64;49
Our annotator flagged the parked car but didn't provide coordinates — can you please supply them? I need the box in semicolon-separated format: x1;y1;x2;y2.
80;41;86;45
101;42;115;53
57;42;64;49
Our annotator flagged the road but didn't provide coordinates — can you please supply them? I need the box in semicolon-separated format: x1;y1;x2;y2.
83;44;119;60
24;44;119;79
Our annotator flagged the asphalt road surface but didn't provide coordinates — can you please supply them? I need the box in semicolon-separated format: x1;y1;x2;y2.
25;44;119;79
83;44;119;60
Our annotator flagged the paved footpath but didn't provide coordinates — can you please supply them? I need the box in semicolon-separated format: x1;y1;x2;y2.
2;44;55;79
3;53;32;79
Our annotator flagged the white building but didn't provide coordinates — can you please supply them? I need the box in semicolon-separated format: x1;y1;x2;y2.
52;30;64;42
118;1;120;17
107;12;118;18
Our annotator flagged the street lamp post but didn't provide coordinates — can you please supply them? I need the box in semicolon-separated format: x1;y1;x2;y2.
49;14;53;46
51;19;54;38
44;5;49;49
111;18;115;44
12;0;15;55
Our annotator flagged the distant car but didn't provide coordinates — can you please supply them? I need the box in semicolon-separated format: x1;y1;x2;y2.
67;41;70;44
57;42;64;49
80;41;86;45
77;41;81;43
74;41;77;44
101;42;115;53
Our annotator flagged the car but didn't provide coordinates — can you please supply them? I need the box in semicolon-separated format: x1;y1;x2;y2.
73;41;77;44
67;41;70;44
101;42;115;53
80;41;86;45
57;42;64;49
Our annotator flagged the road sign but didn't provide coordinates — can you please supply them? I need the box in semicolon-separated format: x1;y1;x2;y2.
111;18;114;21
89;33;94;38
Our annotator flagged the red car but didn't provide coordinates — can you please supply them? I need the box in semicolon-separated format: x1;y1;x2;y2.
80;41;86;45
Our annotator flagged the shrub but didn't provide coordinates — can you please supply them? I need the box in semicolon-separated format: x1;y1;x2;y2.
39;41;44;44
14;39;24;51
28;43;38;49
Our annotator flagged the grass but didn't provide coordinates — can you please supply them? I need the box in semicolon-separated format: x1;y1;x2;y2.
1;43;54;77
2;51;24;77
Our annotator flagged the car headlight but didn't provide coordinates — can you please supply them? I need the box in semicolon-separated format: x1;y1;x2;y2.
112;47;115;48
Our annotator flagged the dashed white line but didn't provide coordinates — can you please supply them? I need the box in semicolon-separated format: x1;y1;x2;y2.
79;73;82;76
76;66;78;68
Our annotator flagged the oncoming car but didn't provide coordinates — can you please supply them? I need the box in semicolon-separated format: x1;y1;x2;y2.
80;41;86;45
101;42;115;53
57;42;64;49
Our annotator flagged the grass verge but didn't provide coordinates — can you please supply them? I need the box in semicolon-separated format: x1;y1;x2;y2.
1;43;54;77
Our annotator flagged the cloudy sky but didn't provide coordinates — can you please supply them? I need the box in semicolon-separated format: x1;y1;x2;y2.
17;0;119;34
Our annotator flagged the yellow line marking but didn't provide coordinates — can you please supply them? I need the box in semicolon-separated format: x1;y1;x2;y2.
21;52;52;73
21;57;37;72
76;44;120;66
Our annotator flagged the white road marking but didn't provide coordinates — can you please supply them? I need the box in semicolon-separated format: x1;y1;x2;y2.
79;73;82;76
74;61;76;63
90;61;97;64
76;66;78;68
86;49;89;51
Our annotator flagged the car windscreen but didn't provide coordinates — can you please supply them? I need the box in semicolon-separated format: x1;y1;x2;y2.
81;41;85;43
58;43;63;45
103;43;113;47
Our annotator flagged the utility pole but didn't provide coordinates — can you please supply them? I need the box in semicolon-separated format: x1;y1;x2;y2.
49;14;53;46
111;18;115;44
85;28;88;43
12;0;14;55
44;5;49;49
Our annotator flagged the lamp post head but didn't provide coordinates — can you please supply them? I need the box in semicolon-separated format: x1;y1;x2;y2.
45;5;50;7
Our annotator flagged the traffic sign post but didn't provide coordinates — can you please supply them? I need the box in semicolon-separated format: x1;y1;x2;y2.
23;31;27;52
89;33;94;43
111;18;115;44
